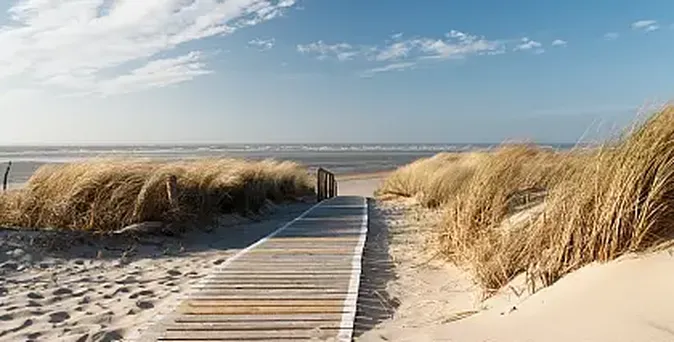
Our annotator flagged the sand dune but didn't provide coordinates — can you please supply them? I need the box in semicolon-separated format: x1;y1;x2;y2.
358;199;674;342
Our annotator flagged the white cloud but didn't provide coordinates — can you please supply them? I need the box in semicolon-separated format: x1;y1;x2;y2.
97;52;213;96
551;39;567;47
300;29;504;64
0;0;298;95
297;41;362;61
604;32;620;40
391;32;404;40
631;20;659;32
513;37;544;53
361;62;416;77
249;38;275;51
375;41;416;61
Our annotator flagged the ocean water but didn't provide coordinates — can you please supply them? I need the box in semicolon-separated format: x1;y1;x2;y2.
0;144;575;187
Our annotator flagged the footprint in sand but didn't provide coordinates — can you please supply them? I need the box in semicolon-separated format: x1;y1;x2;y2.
116;276;138;284
27;300;41;307
29;310;45;316
53;288;73;296
0;319;33;338
27;332;41;339
129;290;153;299
48;311;70;323
166;269;181;277
213;258;226;265
136;300;154;310
93;330;123;342
26;292;44;299
78;296;91;305
0;313;14;320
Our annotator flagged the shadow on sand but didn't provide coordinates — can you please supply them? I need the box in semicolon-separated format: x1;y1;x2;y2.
353;197;401;337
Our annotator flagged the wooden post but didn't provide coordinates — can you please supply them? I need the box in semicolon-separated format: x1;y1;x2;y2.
323;171;329;199
316;168;323;202
2;161;11;191
329;173;335;198
166;175;178;206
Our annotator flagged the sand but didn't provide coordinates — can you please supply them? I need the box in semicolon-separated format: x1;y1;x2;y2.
0;202;313;341
336;172;389;197
356;198;674;342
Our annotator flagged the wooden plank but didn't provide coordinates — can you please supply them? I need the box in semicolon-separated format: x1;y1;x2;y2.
201;279;351;285
165;321;345;330
212;268;354;273
267;237;359;242
191;284;348;290
160;329;340;340
206;273;353;278
246;248;356;254
173;314;344;322
184;299;346;307
179;303;350;315
188;290;358;297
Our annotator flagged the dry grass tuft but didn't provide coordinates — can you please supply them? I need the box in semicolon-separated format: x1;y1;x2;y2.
379;106;674;295
439;145;579;291
376;152;489;207
526;105;674;286
0;158;312;232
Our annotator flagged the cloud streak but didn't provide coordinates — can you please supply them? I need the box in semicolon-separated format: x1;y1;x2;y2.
0;0;297;96
361;62;417;77
604;32;620;40
300;30;506;62
631;20;659;32
249;38;276;51
513;38;544;53
551;39;567;47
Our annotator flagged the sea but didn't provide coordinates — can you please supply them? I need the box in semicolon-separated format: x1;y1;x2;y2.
0;143;576;188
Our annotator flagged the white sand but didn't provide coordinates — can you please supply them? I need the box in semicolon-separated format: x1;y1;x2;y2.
357;198;674;342
337;174;387;197
0;203;311;341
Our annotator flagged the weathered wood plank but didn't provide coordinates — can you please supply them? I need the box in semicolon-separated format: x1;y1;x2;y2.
184;299;347;307
179;303;350;315
160;329;340;340
173;314;344;322
165;321;345;330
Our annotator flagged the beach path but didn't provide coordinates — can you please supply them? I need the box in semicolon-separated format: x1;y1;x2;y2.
137;195;368;342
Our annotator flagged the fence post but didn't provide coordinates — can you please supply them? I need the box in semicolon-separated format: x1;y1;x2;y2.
166;175;178;206
2;161;11;191
316;168;324;202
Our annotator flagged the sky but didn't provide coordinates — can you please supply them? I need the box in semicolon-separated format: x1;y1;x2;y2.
0;0;673;145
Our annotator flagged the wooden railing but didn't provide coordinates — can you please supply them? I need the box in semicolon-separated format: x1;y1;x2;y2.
2;161;11;192
316;167;337;201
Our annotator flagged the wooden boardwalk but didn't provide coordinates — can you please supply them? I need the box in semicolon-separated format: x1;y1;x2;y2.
138;196;368;342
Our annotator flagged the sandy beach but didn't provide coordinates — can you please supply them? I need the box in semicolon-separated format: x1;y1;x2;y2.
0;202;314;341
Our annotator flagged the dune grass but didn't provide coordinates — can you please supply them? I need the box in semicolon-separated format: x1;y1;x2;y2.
376;152;489;208
378;106;674;293
0;158;313;232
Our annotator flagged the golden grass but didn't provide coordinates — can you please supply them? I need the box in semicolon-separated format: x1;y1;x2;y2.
378;106;674;294
376;152;489;207
0;158;313;232
526;105;674;286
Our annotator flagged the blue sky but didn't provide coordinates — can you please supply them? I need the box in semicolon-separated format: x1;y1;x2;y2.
0;0;672;144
